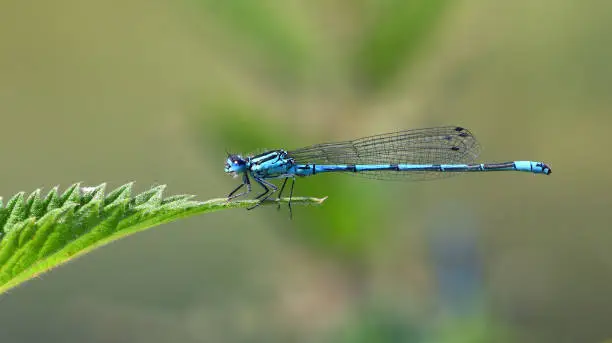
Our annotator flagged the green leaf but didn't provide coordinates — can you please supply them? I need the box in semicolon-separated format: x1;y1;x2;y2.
0;183;326;294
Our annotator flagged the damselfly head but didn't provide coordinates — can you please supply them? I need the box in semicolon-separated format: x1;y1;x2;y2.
224;154;247;176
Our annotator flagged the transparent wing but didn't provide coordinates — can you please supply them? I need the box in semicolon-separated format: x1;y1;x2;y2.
287;126;481;181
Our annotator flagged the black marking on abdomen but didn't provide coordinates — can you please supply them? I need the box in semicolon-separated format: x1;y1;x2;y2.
483;162;515;170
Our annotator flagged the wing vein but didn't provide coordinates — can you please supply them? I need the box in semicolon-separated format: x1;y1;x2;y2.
287;126;481;181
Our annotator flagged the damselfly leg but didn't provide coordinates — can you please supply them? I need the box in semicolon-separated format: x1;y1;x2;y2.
275;177;296;218
276;178;288;210
247;177;278;210
227;174;251;200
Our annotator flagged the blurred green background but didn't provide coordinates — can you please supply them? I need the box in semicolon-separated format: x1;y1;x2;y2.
1;0;611;342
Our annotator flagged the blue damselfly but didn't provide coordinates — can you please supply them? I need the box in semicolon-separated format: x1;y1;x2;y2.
224;126;551;215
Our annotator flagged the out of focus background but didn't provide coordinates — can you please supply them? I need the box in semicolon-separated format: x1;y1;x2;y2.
1;1;611;342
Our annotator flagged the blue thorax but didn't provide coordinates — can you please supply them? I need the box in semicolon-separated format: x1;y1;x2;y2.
225;150;297;179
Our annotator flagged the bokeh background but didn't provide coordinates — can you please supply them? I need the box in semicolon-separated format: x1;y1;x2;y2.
1;1;611;342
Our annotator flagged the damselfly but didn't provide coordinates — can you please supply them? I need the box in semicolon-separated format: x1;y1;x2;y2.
224;126;551;215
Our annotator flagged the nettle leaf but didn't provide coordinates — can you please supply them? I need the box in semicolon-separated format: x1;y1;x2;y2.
0;183;325;294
